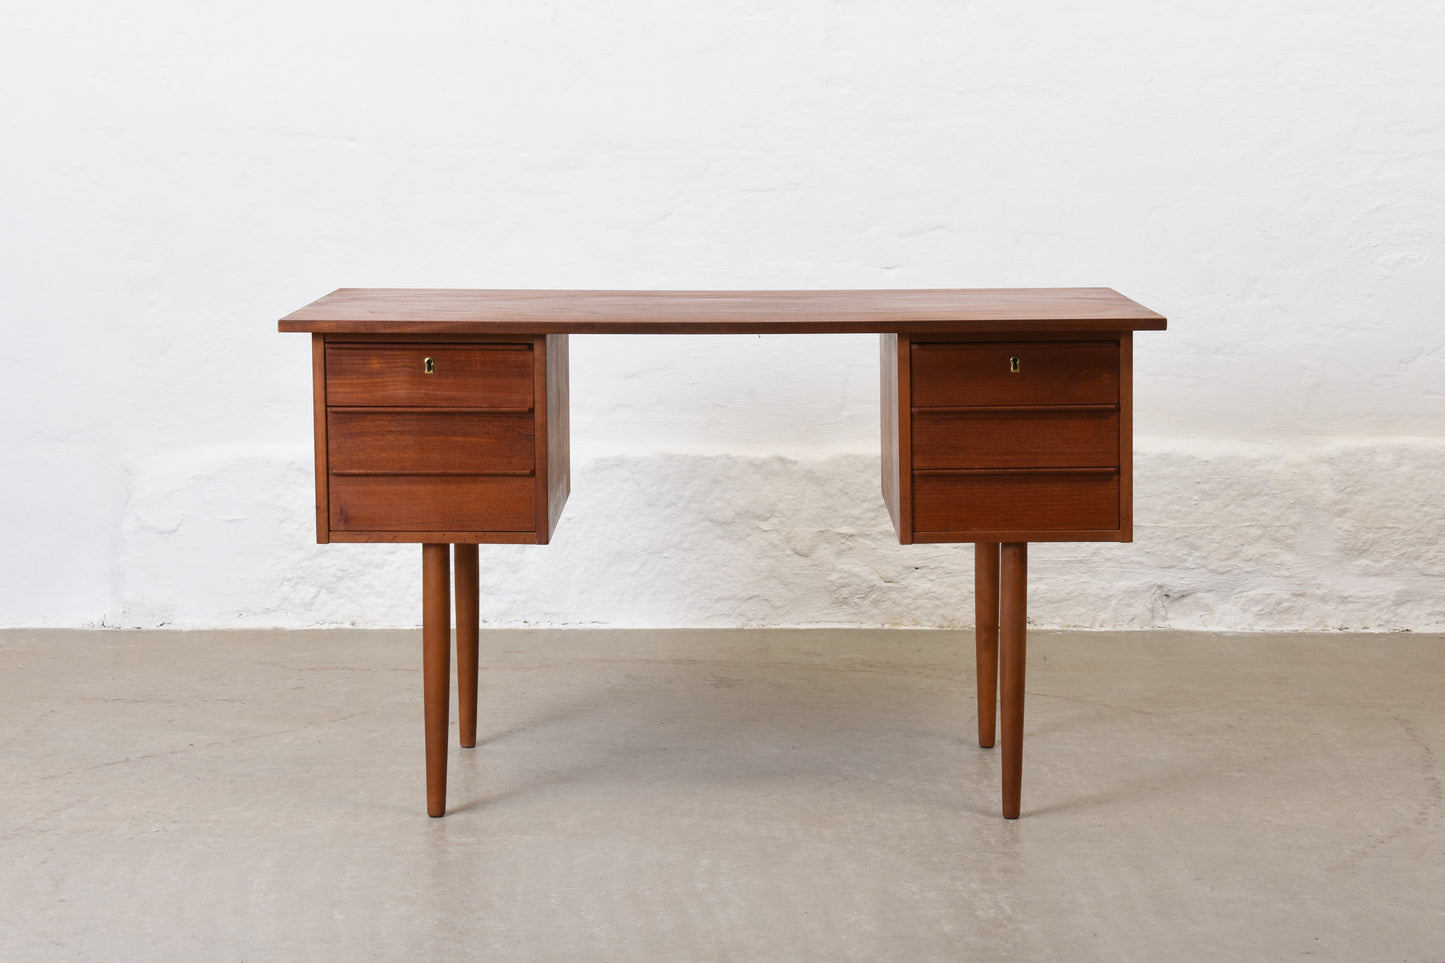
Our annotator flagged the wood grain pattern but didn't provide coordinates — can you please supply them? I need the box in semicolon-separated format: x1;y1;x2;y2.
329;475;535;533
911;408;1119;469
912;470;1120;534
327;410;534;473
325;343;533;407
281;288;1166;335
320;338;550;542
910;341;1119;408
896;336;1130;542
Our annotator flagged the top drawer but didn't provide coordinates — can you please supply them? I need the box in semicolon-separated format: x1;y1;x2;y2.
911;341;1118;407
325;343;533;407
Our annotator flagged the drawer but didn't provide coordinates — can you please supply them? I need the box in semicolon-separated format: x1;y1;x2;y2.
328;411;534;473
329;475;535;533
912;470;1120;534
325;343;533;407
911;408;1118;470
911;341;1118;407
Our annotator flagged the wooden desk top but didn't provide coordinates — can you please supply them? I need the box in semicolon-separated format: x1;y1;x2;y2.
278;288;1166;336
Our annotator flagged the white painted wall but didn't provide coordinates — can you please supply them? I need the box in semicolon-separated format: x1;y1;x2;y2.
3;1;1442;630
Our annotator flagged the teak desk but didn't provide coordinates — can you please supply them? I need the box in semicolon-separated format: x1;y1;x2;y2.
279;288;1166;818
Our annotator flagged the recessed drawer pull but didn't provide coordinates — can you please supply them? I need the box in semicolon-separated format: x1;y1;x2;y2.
424;357;435;374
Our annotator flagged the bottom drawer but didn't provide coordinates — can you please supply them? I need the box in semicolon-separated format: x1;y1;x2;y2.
913;470;1119;535
330;475;535;533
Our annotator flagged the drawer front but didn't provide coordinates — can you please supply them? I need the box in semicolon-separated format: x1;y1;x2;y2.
911;341;1118;407
326;344;533;407
913;470;1120;534
911;408;1119;470
328;411;534;473
330;475;536;532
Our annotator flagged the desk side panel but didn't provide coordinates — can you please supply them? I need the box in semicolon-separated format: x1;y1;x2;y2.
880;334;913;543
1119;332;1134;542
312;335;330;543
880;334;899;532
538;333;570;542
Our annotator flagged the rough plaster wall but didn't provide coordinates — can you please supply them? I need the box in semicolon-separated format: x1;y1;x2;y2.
3;2;1442;630
115;442;1444;632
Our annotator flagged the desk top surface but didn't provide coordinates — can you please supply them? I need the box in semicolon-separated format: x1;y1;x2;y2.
279;287;1166;335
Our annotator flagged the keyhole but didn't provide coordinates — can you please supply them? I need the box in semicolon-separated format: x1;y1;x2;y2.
1009;356;1021;373
424;357;435;374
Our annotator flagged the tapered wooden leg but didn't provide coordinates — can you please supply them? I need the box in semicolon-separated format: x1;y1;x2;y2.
999;542;1028;819
422;543;451;817
454;543;479;750
974;542;1001;749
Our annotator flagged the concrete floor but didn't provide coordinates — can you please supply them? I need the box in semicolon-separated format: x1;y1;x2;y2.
2;628;1442;961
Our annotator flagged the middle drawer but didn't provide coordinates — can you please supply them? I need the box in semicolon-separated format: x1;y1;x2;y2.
328;410;535;474
912;408;1119;469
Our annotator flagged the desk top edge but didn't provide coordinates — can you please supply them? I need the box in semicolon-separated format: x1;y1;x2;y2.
278;288;1166;334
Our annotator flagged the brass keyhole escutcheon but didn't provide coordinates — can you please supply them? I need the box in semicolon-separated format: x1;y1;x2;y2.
424;357;435;374
1009;356;1021;373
